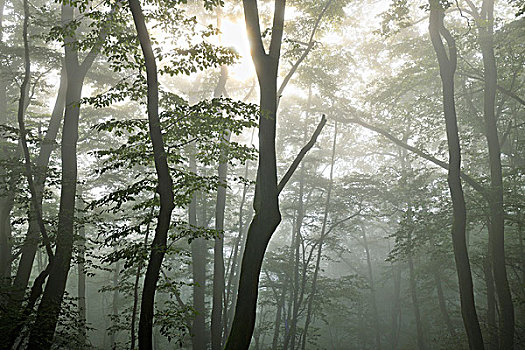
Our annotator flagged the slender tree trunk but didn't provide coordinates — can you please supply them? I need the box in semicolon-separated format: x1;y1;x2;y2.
518;210;524;289
271;284;285;349
0;0;12;286
434;271;455;338
12;65;67;298
283;164;305;350
224;158;249;334
9;67;66;308
110;259;120;349
283;86;311;350
408;253;425;350
26;4;88;340
225;1;285;348
190;153;207;350
390;263;401;350
225;155;254;337
9;2;59;348
25;0;111;343
300;121;337;350
476;0;515;346
211;143;227;350
211;64;228;350
428;4;484;348
128;1;176;348
484;254;498;350
363;228;381;349
77;189;87;348
27;66;83;350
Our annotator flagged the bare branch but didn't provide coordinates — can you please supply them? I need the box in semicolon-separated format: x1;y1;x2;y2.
277;0;333;98
342;116;488;199
278;115;327;194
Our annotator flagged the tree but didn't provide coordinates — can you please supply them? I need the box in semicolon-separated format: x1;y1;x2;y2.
463;0;516;346
428;1;484;348
226;1;329;347
127;1;175;348
26;2;114;348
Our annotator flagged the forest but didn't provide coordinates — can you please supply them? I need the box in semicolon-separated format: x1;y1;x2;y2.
0;0;524;349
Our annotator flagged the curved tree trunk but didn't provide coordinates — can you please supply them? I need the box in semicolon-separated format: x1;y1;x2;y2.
27;3;88;347
434;271;455;338
300;121;337;350
363;228;381;350
408;252;425;350
390;263;401;350
224;1;285;348
428;3;484;349
190;153;207;350
128;1;175;349
224;154;253;338
8;66;66;312
475;0;515;346
76;188;87;348
211;64;228;350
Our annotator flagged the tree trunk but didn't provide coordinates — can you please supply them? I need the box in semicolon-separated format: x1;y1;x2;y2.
10;67;66;305
111;259;120;349
300;121;337;350
484;253;498;350
408;253;425;350
476;0;515;346
428;4;484;348
77;190;87;348
26;62;83;350
271;284;285;349
224;157;251;337
224;1;285;348
0;0;12;286
363;228;381;350
434;271;455;338
211;157;227;350
0;0;6;124
211;65;228;350
190;153;207;350
128;1;176;349
390;263;401;350
24;0;110;343
283;164;305;350
131;209;152;350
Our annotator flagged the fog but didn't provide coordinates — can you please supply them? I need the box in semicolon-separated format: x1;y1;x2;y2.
0;0;523;349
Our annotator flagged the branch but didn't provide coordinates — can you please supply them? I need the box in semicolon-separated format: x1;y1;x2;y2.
429;5;451;71
160;268;192;331
79;3;121;75
269;0;286;59
463;0;481;20
278;114;327;194
242;0;266;58
458;72;525;106
17;0;54;261
342;116;488;199
323;209;362;237
277;0;333;98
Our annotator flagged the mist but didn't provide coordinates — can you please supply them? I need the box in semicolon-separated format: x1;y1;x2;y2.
0;0;523;349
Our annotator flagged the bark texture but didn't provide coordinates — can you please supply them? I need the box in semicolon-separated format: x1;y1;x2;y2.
224;1;285;348
428;3;484;348
128;1;176;349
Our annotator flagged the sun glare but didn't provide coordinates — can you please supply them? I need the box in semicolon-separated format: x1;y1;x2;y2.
220;18;256;82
